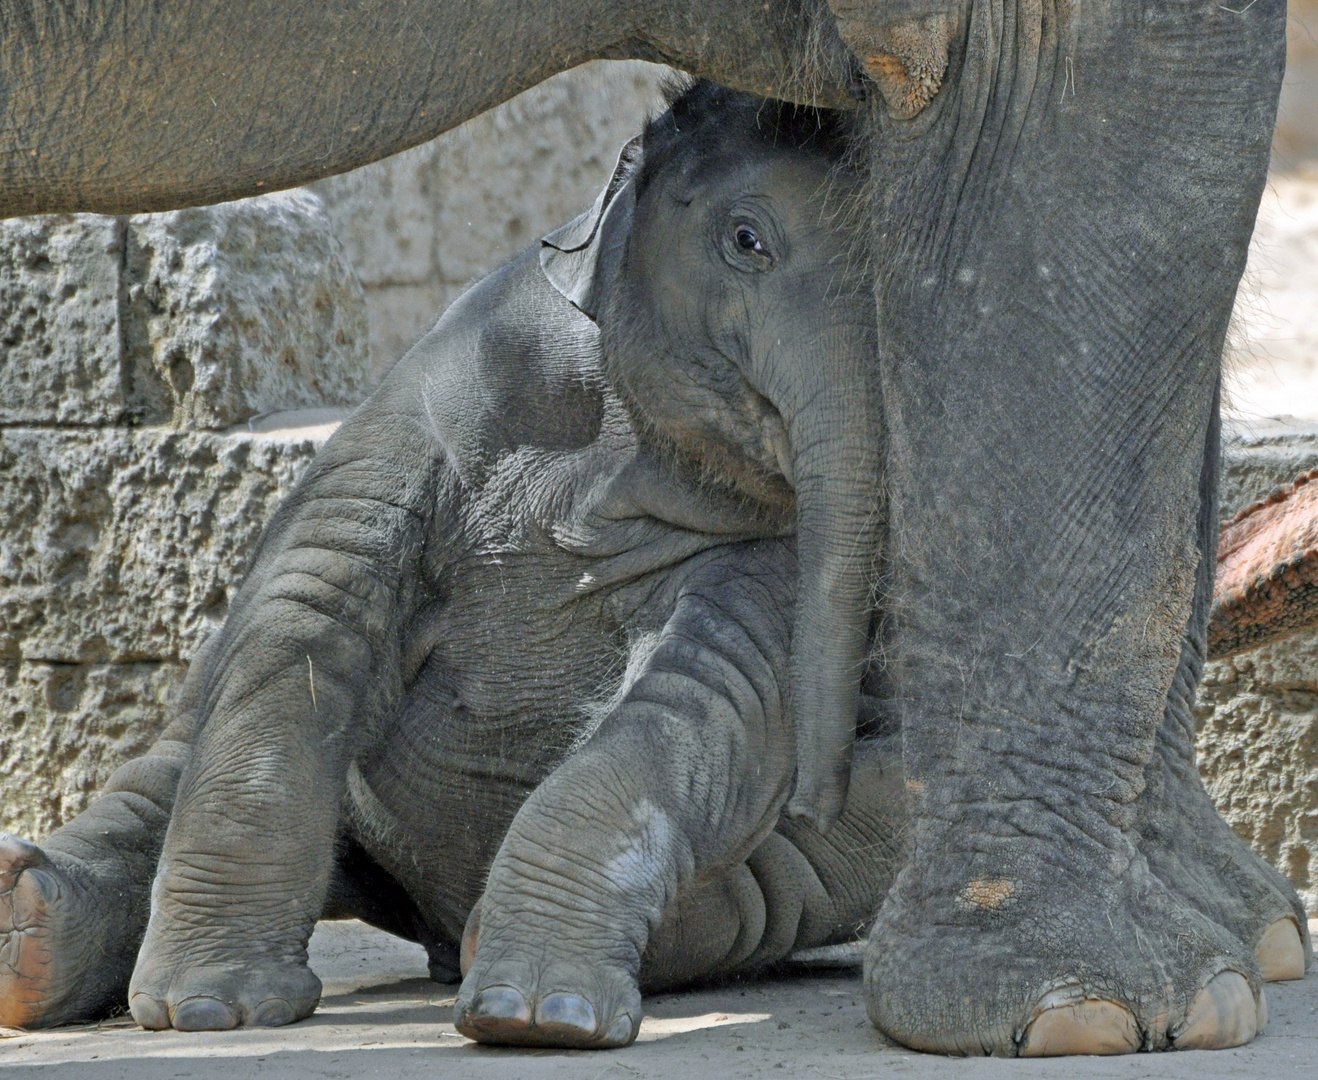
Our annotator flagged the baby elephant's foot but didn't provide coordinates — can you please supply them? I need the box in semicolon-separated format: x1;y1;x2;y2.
129;933;321;1030
0;835;133;1028
0;837;74;1027
453;901;642;1049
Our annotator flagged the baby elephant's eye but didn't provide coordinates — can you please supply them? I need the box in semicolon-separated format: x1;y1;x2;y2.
735;225;768;256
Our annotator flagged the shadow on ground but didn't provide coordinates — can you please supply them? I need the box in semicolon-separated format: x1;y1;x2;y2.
1;920;1314;1079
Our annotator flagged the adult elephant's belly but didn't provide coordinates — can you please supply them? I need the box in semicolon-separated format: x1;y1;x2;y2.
344;548;646;948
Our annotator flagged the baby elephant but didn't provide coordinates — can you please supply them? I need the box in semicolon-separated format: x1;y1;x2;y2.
0;82;904;1048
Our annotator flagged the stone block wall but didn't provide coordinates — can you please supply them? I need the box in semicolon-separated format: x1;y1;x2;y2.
1197;420;1318;917
0;193;362;838
311;60;670;382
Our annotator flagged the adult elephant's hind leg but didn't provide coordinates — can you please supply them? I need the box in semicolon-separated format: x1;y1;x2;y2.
0;709;198;1028
1136;391;1311;983
454;543;800;1049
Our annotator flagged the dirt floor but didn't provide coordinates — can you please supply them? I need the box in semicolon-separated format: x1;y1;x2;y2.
0;919;1314;1079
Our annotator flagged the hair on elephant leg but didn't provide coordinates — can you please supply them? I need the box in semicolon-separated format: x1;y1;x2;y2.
454;543;802;1049
1134;384;1311;984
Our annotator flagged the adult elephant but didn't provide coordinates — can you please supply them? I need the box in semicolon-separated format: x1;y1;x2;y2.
0;0;1305;1058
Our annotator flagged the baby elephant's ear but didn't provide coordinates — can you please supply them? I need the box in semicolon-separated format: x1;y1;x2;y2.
540;135;642;320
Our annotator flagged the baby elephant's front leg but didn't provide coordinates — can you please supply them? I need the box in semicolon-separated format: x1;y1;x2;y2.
455;544;797;1048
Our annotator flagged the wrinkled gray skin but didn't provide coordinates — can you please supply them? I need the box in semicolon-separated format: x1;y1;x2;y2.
0;87;905;1049
0;0;1310;1058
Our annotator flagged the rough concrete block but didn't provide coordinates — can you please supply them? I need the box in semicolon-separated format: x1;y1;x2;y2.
0;192;369;428
1197;633;1318;917
1197;419;1318;914
0;215;125;425
1219;418;1318;518
125;192;369;428
0;660;187;840
0;420;339;667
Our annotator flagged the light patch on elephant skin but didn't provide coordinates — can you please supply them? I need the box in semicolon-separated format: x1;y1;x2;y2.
957;878;1017;911
603;800;672;906
835;13;953;119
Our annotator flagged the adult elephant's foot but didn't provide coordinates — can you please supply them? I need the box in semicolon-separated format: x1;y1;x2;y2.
128;908;321;1030
864;853;1265;1056
0;835;135;1028
453;898;642;1049
1136;737;1311;982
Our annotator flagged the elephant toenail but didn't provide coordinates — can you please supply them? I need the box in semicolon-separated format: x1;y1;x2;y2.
1174;972;1257;1050
1256;918;1306;982
536;992;596;1035
249;997;297;1027
468;985;532;1026
1019;991;1139;1056
129;994;171;1031
170;995;239;1031
605;1011;640;1046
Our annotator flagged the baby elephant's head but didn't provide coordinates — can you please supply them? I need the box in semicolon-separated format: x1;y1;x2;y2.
541;81;880;827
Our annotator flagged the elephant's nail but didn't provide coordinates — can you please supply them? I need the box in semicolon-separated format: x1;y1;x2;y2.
249;997;297;1027
535;992;596;1036
468;985;532;1026
1256;918;1306;981
605;1011;640;1046
1173;972;1257;1050
169;995;239;1032
128;994;172;1031
1019;992;1140;1056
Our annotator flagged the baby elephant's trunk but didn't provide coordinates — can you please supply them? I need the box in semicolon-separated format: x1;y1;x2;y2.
782;322;882;830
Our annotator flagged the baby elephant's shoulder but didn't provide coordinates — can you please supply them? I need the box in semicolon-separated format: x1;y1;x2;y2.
383;248;610;470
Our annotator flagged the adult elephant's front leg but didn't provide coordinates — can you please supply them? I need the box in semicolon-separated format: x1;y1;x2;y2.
856;0;1288;1057
454;543;799;1049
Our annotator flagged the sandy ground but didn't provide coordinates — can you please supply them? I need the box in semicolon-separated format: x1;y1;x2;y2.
0;919;1313;1078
